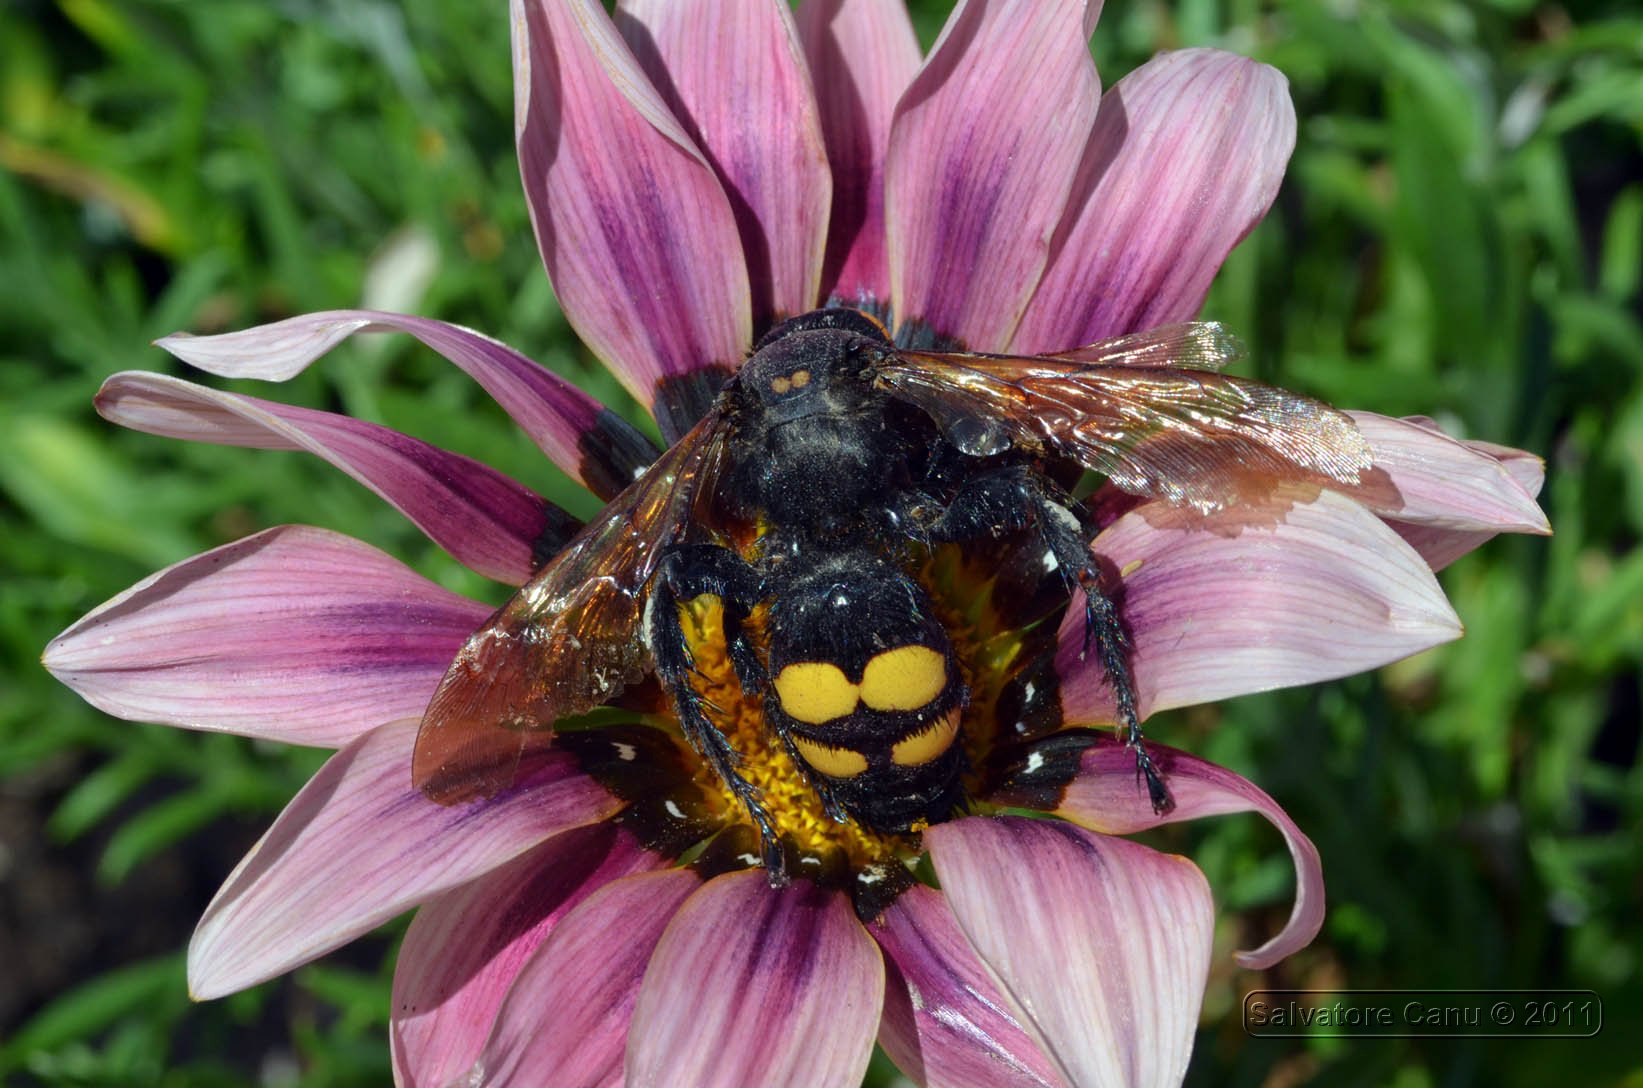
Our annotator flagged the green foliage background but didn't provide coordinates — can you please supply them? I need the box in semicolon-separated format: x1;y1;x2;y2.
2;0;1639;1084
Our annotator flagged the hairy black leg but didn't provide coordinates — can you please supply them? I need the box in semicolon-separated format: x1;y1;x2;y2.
646;544;790;880
930;463;1173;813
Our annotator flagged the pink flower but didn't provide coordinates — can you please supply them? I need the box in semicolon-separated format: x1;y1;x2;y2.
44;1;1549;1085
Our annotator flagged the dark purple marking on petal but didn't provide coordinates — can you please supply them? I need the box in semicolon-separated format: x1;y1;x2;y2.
96;372;570;585
473;867;702;1088
798;0;921;307
187;721;622;1000
872;885;1067;1088
155;310;657;502
513;0;752;442
390;824;667;1087
627;871;884;1087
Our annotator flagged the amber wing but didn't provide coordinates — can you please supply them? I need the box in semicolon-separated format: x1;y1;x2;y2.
412;413;729;803
876;323;1372;514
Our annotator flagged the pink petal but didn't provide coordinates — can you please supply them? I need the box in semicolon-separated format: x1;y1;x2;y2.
1013;49;1296;353
796;0;921;307
616;0;831;325
627;870;883;1088
1350;412;1550;532
473;868;701;1087
42;526;487;748
927;817;1213;1088
885;0;1100;350
154;310;657;501
1367;417;1551;570
514;0;751;442
391;826;666;1087
871;884;1067;1088
990;734;1323;969
188;720;621;1000
1060;490;1463;721
96;372;570;586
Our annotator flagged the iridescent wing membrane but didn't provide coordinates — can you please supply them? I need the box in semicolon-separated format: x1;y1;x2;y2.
874;323;1372;513
412;413;729;802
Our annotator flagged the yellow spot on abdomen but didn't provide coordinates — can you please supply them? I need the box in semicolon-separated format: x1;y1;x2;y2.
859;645;946;711
773;661;859;724
791;735;869;779
891;708;962;767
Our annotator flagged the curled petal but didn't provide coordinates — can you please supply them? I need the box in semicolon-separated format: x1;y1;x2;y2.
514;0;751;442
154;310;657;501
886;0;1100;350
627;870;883;1088
1350;412;1550;533
1365;417;1551;570
43;526;487;748
473;868;701;1087
927;817;1212;1088
188;721;621;1000
796;0;922;307
872;884;1066;1088
96;373;572;586
617;0;831;325
391;826;665;1088
989;733;1323;969
1013;48;1296;352
1060;490;1463;721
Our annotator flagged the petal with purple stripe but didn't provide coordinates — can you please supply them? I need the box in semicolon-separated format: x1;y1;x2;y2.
989;733;1323;969
617;0;831;326
472;868;702;1088
885;0;1100;351
514;0;751;443
627;870;883;1088
188;720;621;1000
927;817;1213;1088
42;526;487;748
872;884;1066;1088
1059;490;1463;722
96;372;572;586
155;310;657;501
391;826;666;1087
1014;49;1296;353
796;0;922;308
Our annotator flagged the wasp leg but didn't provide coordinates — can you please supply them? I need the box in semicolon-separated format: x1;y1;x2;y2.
928;464;1173;814
646;545;789;881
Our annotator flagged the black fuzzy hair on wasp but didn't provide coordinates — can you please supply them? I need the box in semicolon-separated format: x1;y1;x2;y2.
411;307;1374;881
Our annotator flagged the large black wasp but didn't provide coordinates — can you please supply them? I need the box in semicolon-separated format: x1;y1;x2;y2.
412;308;1371;874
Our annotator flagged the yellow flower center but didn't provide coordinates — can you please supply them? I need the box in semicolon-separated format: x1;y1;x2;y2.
668;544;1033;871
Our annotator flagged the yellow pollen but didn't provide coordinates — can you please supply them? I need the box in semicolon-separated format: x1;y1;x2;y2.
770;376;791;394
789;369;811;389
674;596;903;865
663;542;1039;874
859;645;946;710
891;707;962;767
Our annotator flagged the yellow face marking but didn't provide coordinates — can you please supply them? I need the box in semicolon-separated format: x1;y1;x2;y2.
770;376;791;395
773;661;859;724
791;735;868;779
891;708;962;767
859;645;947;711
789;368;811;389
